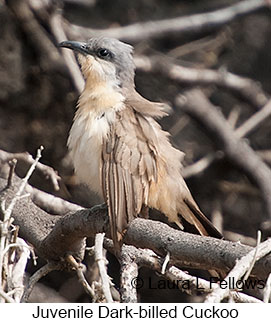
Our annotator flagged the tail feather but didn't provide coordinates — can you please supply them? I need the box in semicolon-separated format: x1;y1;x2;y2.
179;198;224;278
183;198;223;239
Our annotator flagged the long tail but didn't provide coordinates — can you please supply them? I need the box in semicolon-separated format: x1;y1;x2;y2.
177;198;224;278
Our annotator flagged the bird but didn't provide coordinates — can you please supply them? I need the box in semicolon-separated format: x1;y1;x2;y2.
59;37;222;252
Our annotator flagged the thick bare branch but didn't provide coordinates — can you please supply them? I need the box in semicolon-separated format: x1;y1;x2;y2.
104;240;262;303
27;184;82;215
1;173;271;281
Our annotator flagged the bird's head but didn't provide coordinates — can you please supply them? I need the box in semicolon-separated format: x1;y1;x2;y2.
59;37;135;89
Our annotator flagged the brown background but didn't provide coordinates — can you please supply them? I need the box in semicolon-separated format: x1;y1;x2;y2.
1;0;271;302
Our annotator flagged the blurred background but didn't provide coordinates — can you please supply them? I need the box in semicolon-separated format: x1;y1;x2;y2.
1;0;271;302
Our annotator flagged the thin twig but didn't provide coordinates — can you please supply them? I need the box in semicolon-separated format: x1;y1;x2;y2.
7;238;31;302
183;152;222;178
50;10;84;93
211;201;224;233
166;266;262;303
4;146;44;221
77;265;96;300
161;251;170;275
94;233;113;302
0;148;60;191
1;147;44;299
0;149;80;215
21;261;61;303
65;254;95;300
0;288;15;303
263;273;271;303
205;237;271;303
7;159;17;188
183;98;271;178
2;242;32;258
235;99;271;137
243;230;261;281
227;106;241;128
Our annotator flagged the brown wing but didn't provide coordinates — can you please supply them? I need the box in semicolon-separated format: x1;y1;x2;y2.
101;106;158;251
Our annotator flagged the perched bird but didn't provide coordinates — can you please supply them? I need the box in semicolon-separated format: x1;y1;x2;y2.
59;37;222;251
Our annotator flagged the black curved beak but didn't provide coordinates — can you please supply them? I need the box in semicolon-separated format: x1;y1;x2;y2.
58;40;89;55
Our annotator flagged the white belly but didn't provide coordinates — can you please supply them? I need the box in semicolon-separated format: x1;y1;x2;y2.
67;110;115;196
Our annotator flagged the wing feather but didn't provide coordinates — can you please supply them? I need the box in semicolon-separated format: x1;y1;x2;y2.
101;106;159;250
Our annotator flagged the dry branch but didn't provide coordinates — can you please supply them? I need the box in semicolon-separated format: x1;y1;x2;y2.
0;148;81;215
6;238;31;302
263;273;271;303
205;236;271;302
94;233;113;302
21;261;62;303
65;0;270;42
0;149;61;191
0;288;15;303
3;0;271;304
28;184;82;214
183;98;271;178
176;90;271;218
6;0;64;70
135;55;268;109
119;248;138;303
65;254;95;300
104;241;262;303
50;10;84;93
47;2;268;110
0;147;44;302
1;172;271;279
234;99;271;137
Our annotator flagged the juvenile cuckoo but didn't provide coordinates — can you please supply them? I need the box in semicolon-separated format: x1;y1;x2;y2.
59;37;222;251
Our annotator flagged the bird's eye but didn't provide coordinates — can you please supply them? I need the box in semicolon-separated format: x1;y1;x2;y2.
97;48;112;58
